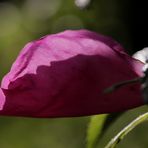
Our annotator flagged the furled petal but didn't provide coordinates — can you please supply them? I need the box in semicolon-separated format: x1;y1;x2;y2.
0;30;144;118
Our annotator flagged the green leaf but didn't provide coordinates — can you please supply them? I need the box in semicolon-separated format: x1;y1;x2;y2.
86;114;108;148
103;112;124;133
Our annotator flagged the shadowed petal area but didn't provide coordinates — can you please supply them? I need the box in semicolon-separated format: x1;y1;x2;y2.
0;29;145;118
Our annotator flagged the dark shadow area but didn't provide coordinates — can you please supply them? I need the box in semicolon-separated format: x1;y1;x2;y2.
89;0;148;53
126;0;148;51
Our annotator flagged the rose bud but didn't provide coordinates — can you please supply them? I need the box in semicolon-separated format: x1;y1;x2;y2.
0;30;144;118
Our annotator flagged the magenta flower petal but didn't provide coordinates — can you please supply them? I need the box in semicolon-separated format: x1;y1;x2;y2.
0;30;144;118
0;88;5;110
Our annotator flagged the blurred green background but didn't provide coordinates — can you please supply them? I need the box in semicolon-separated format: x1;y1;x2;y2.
0;0;147;148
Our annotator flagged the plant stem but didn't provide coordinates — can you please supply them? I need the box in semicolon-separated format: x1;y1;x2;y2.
105;112;148;148
104;77;142;94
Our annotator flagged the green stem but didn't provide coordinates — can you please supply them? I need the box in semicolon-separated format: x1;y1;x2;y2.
105;112;148;148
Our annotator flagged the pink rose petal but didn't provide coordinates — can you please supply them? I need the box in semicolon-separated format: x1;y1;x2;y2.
0;29;144;118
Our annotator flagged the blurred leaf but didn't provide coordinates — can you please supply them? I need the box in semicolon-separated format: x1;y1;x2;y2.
102;112;124;134
86;114;107;148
